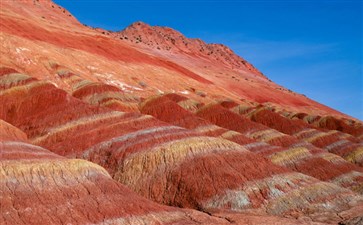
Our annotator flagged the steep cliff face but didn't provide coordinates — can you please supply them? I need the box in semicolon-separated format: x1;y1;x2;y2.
1;0;363;224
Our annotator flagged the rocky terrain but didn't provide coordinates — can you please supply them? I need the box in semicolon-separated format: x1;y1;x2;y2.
1;0;363;224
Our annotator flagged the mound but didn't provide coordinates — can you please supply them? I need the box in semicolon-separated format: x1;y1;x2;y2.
0;120;229;225
2;70;363;223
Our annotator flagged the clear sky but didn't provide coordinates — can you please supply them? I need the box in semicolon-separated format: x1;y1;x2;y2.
54;0;362;120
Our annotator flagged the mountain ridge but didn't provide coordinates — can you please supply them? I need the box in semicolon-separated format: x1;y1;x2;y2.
1;1;363;224
110;21;264;77
0;0;354;119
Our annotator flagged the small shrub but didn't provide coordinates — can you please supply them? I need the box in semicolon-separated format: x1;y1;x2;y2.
196;91;207;97
138;81;147;88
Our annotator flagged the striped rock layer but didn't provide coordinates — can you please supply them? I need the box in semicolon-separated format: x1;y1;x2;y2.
230;105;363;166
1;70;363;224
1;0;363;224
56;69;141;112
0;120;232;225
139;95;363;195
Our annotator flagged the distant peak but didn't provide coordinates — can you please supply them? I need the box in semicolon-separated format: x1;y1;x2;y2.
114;21;264;77
128;21;149;28
122;21;183;37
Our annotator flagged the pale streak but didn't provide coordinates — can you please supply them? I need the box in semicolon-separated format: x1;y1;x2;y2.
81;125;186;159
31;111;126;144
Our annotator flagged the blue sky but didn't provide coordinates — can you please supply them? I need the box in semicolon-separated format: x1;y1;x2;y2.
55;0;362;120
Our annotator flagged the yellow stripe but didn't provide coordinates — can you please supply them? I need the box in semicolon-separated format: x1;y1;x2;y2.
0;73;30;88
248;129;285;142
178;99;200;112
270;147;311;165
0;80;48;96
304;131;334;143
220;130;242;139
293;129;317;138
115;136;247;188
315;152;346;164
31;111;126;144
0;159;111;185
72;79;94;91
81;91;139;104
345;146;363;164
194;125;223;133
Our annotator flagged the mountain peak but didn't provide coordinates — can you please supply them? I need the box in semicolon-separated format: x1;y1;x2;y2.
114;21;263;76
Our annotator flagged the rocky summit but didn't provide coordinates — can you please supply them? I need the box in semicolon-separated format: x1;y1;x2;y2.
1;1;363;224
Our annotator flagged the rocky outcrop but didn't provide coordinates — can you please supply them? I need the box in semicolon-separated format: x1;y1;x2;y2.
114;21;263;75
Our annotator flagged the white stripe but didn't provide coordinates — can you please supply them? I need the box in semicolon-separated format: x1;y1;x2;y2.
31;111;126;143
81;126;186;158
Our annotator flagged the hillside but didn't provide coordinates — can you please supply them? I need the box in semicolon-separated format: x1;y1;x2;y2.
1;1;363;224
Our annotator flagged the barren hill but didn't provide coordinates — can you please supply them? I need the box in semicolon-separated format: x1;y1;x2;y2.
1;1;363;224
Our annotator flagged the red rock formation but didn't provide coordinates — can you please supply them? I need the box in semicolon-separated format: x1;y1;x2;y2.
115;21;263;76
0;120;232;225
0;120;28;142
1;0;363;223
233;106;363;166
0;0;353;118
285;112;363;138
2;69;363;223
197;104;300;147
315;116;363;137
140;94;363;194
56;70;141;112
